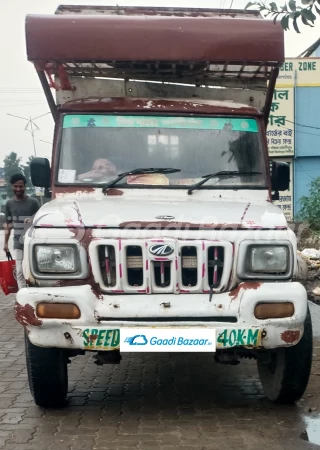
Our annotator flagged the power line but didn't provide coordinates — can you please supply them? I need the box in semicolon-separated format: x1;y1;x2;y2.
271;123;320;138
0;103;46;108
0;90;43;92
0;93;43;98
295;167;320;173
295;161;315;181
0;98;44;100
6;112;50;157
294;129;320;138
0;91;43;95
0;86;42;90
285;119;320;131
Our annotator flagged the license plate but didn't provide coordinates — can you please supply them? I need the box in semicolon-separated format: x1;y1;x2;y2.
216;328;261;348
77;327;260;351
120;328;216;352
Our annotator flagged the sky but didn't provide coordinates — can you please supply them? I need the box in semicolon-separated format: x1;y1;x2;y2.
0;0;319;165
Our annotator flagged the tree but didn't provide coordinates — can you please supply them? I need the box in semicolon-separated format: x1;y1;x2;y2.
246;1;320;32
296;177;320;230
3;152;23;197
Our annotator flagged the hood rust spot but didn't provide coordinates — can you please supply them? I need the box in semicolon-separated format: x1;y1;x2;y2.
229;282;261;300
61;98;262;117
54;186;95;195
281;330;300;344
89;334;98;342
55;278;102;299
91;286;103;300
15;303;42;327
60;228;102;299
105;188;123;196
64;332;74;345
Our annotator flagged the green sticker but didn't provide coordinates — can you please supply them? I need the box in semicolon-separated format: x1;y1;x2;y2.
217;328;260;348
63;115;258;132
83;328;120;349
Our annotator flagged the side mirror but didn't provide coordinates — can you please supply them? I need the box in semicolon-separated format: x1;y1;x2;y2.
270;160;290;200
30;157;51;188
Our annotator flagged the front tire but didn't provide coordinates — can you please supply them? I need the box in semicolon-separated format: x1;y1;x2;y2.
257;307;313;404
25;332;68;407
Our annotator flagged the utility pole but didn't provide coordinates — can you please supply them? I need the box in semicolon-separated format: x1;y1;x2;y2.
7;112;50;207
7;112;50;157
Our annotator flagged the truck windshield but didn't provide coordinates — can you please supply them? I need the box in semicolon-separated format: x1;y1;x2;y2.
58;115;266;188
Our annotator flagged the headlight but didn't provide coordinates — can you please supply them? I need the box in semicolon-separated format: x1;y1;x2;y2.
35;245;77;273
237;241;293;280
249;246;288;273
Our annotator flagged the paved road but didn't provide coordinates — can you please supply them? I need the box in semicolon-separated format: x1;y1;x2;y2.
1;293;320;450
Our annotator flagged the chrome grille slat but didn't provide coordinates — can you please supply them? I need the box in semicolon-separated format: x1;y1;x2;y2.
95;240;231;294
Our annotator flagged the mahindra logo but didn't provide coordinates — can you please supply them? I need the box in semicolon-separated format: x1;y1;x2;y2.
149;244;174;256
156;215;175;220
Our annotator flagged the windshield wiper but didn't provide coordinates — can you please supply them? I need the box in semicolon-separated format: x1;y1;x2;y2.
102;168;181;193
187;171;262;195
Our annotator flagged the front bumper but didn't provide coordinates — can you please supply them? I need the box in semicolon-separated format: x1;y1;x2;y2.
16;282;308;351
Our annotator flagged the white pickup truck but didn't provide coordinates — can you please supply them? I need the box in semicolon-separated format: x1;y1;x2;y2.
17;5;312;407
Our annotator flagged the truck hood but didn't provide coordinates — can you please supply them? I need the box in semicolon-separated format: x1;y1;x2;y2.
34;194;287;230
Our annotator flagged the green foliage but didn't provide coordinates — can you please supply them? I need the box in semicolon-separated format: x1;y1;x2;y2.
3;152;23;197
296;177;320;230
246;1;320;32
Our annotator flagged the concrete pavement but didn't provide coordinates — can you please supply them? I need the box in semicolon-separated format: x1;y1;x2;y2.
0;292;320;449
1;232;320;449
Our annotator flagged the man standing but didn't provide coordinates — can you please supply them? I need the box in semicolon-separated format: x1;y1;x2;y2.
3;174;40;289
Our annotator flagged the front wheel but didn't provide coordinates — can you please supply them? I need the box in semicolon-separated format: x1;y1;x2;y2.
25;332;68;407
257;307;313;404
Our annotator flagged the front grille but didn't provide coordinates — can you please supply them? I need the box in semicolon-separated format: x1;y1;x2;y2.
92;239;232;294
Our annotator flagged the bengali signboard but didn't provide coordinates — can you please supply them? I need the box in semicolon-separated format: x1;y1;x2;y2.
267;58;320;218
277;58;320;87
267;58;320;158
273;158;293;222
267;87;294;157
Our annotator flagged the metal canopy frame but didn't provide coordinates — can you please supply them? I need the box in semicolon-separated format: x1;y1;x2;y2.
27;10;284;123
38;60;279;123
59;61;276;87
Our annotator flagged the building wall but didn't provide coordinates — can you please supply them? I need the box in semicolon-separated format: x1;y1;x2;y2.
294;86;320;215
310;48;320;57
294;157;320;214
295;87;320;158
